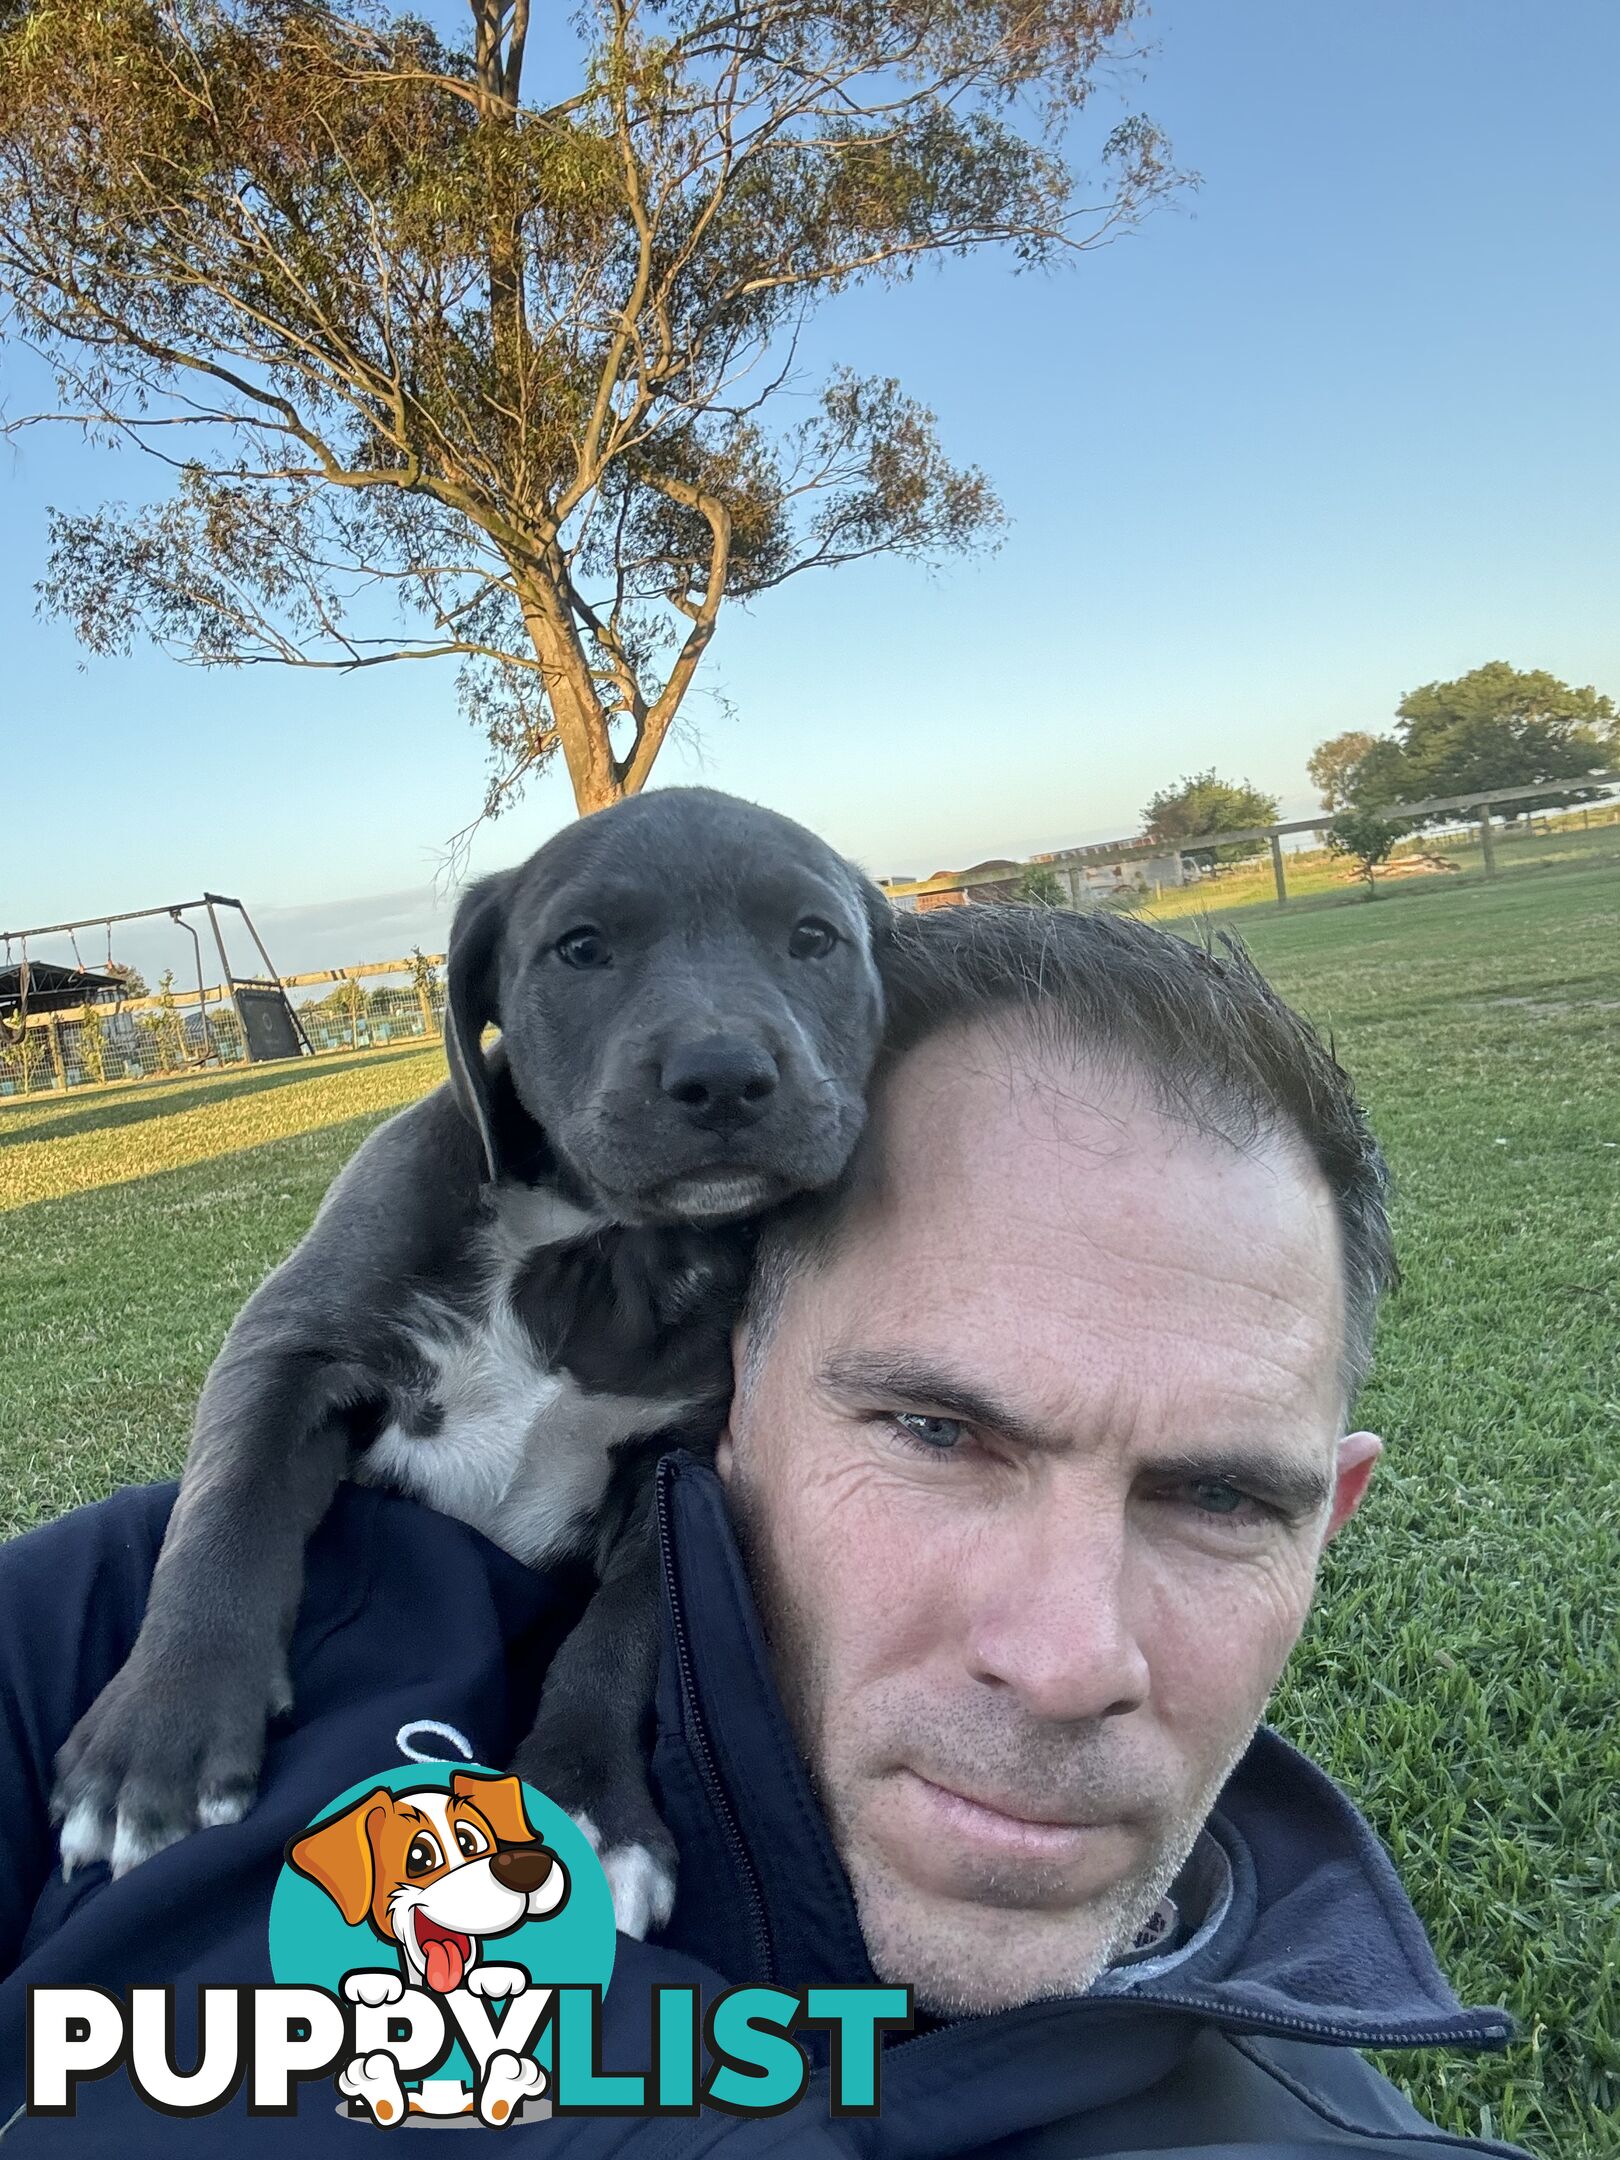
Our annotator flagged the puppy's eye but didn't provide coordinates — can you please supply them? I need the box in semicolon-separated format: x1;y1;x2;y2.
556;926;611;969
789;917;839;960
405;1831;444;1877
454;1822;489;1859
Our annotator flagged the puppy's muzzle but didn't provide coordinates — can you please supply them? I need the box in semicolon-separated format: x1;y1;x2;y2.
659;1033;780;1137
490;1844;555;1895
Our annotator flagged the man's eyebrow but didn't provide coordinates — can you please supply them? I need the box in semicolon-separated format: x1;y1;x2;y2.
1143;1449;1334;1518
818;1354;1334;1515
818;1353;1060;1456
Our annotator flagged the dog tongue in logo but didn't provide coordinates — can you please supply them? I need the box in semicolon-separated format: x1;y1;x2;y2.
417;1915;472;1993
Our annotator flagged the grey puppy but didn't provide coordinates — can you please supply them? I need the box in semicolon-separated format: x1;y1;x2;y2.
52;788;889;1933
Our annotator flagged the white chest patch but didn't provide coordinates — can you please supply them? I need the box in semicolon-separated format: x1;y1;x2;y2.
357;1186;695;1566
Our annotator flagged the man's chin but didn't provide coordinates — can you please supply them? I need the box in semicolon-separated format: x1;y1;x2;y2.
846;1847;1154;2018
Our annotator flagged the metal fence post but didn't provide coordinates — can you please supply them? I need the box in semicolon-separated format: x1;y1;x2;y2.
1477;806;1498;878
1270;833;1288;907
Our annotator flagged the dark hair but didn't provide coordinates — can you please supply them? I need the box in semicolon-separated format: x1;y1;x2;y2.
746;903;1396;1402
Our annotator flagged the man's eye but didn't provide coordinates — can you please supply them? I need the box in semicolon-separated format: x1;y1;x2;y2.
891;1413;968;1453
1185;1480;1258;1519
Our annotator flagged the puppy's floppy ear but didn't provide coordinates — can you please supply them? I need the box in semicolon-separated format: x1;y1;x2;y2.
286;1790;389;1927
853;871;895;970
452;1770;538;1847
445;870;512;1184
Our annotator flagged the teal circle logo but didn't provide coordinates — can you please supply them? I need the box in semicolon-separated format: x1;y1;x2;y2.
269;1764;615;2124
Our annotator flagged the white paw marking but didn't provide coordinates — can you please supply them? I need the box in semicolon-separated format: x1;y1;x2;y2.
110;1813;177;1880
571;1810;602;1854
343;1970;406;2008
602;1842;676;1940
58;1801;112;1877
463;1963;527;2000
339;2049;407;2128
197;1791;249;1829
477;2048;545;2127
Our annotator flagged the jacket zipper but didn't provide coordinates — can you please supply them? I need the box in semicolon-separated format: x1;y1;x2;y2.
656;1465;775;1979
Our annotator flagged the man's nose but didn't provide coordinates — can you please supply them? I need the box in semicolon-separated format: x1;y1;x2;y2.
490;1845;554;1894
965;1511;1150;1723
660;1033;780;1135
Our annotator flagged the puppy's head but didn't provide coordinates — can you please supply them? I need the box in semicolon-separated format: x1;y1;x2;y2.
287;1772;566;1992
446;788;889;1223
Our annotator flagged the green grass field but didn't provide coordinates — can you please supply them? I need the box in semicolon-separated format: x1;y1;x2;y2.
2;863;1616;2155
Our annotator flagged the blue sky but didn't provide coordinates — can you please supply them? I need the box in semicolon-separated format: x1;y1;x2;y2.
6;0;1618;977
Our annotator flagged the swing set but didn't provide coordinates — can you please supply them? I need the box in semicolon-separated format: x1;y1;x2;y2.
0;892;309;1093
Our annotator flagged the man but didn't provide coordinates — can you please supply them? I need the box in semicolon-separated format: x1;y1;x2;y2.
0;904;1527;2155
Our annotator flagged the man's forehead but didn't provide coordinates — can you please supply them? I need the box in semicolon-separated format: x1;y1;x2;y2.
803;1025;1348;1437
864;1024;1329;1236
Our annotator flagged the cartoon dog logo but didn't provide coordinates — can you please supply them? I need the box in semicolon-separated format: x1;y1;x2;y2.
287;1770;568;2124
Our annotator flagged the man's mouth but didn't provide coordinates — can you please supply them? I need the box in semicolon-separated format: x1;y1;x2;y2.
901;1770;1122;1863
413;1910;474;1993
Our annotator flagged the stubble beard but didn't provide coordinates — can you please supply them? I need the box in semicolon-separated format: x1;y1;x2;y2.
727;1454;1258;2017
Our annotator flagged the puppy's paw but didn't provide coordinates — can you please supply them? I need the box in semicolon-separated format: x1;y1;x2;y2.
572;1811;677;1941
463;1963;527;2000
339;2049;408;2128
343;1971;406;2008
51;1650;274;1879
477;2049;545;2127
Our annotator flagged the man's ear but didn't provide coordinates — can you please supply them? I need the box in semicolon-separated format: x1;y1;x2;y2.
1325;1431;1382;1543
445;871;512;1184
286;1791;389;1926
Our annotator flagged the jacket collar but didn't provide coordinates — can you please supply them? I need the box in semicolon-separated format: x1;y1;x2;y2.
650;1451;1513;2055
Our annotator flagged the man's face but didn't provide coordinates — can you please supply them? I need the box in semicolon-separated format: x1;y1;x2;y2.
719;1026;1379;2015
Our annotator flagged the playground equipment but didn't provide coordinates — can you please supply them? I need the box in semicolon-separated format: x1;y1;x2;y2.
1;893;309;1093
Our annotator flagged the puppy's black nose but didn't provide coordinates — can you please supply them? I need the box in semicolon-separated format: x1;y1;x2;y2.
661;1034;779;1134
490;1845;553;1894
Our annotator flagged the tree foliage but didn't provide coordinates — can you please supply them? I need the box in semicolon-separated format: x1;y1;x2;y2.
1306;728;1378;812
0;0;1182;825
1318;665;1615;828
1390;662;1612;820
1325;809;1405;897
1012;862;1067;907
1141;769;1279;866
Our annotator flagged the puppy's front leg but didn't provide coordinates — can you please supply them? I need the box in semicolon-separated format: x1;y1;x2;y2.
510;1482;675;1941
52;1345;367;1877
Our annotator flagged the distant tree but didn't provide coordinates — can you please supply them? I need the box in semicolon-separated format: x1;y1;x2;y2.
1307;730;1379;812
1341;737;1413;810
1326;810;1407;898
1012;864;1068;909
103;961;150;1001
337;976;369;1051
75;1000;108;1084
148;968;189;1069
1393;663;1612;821
408;946;443;1034
1142;770;1279;867
1;0;1182;832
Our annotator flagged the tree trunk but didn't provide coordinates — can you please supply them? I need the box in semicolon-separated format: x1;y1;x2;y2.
519;594;627;813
